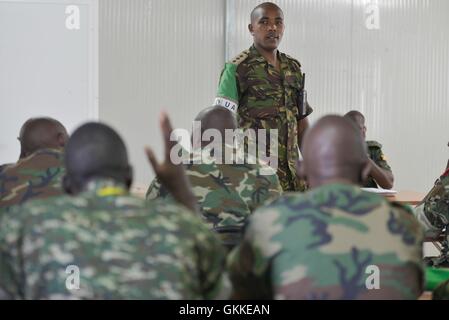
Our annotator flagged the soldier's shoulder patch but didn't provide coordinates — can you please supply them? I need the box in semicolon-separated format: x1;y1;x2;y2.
367;140;382;149
228;50;250;66
283;53;302;68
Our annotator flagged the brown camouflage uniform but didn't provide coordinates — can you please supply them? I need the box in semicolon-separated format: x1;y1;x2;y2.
215;45;312;192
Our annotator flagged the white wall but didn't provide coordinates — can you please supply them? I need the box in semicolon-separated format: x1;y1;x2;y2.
99;0;225;190
0;0;98;164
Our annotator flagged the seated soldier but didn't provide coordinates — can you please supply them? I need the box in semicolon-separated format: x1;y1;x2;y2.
344;110;394;189
0;114;229;299
0;117;68;212
147;106;282;251
228;115;424;300
414;142;449;267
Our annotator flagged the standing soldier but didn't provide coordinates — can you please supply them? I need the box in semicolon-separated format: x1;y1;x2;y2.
214;2;313;192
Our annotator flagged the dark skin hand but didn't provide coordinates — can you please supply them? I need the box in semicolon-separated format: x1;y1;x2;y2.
368;158;394;189
145;112;198;213
249;4;284;70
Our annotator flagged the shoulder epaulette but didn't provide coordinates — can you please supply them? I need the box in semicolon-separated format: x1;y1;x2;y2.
228;50;250;66
367;140;382;149
283;53;302;68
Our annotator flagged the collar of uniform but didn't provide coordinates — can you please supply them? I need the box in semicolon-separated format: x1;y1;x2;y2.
248;45;290;74
247;45;266;64
83;178;129;197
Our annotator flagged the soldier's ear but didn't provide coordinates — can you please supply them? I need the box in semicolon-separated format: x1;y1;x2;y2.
248;24;254;35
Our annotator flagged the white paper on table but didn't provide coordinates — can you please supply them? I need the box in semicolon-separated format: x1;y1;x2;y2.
361;187;398;195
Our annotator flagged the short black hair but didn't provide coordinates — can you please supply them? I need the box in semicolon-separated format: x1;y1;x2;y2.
65;122;131;190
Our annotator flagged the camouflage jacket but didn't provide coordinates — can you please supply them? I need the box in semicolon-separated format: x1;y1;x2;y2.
364;141;393;188
215;45;312;192
228;183;424;299
0;148;65;213
0;179;230;299
414;168;449;238
147;145;282;247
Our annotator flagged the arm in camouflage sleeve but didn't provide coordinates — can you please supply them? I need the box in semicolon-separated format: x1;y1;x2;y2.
414;171;449;238
0;208;26;299
196;225;232;300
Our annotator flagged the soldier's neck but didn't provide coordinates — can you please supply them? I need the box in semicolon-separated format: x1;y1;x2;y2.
255;44;279;70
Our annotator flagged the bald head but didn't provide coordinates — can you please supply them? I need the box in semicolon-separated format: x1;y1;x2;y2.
19;117;68;158
250;2;283;23
194;106;238;148
64;122;132;194
301;115;370;188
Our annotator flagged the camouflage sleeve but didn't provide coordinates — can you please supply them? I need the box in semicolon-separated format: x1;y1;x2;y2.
194;223;231;300
417;175;449;234
252;170;282;210
214;63;239;113
227;212;273;299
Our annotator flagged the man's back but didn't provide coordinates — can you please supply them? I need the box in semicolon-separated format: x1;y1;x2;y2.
0;179;229;299
147;147;282;238
0;148;65;211
228;183;424;299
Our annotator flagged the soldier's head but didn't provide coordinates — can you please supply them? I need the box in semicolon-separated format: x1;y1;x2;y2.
18;117;68;159
63;122;132;195
249;2;284;52
344;110;367;140
193;106;238;148
298;115;370;188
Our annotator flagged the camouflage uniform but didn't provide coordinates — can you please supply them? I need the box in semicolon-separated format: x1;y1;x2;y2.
0;179;230;300
0;148;65;213
414;168;449;238
364;141;393;188
228;183;424;299
147;145;282;249
215;45;312;192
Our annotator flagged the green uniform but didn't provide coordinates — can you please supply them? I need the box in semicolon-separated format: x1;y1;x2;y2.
228;183;424;299
364;141;393;188
414;168;449;238
0;179;230;299
147;145;282;249
0;148;65;213
215;45;312;192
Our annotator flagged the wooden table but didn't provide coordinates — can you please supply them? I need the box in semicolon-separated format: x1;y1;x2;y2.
385;190;426;206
